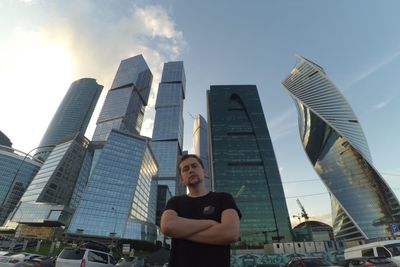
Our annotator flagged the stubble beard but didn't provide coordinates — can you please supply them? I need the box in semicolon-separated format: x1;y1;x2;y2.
187;175;203;186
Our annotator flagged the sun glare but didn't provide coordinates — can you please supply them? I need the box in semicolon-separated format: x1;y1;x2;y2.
0;30;75;151
13;33;73;89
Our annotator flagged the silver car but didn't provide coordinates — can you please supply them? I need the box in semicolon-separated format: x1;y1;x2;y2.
56;248;116;267
0;253;42;267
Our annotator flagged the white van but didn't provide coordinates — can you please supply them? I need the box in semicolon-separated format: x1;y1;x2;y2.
344;240;400;264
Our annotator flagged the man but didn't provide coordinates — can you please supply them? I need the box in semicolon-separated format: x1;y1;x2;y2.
160;154;241;267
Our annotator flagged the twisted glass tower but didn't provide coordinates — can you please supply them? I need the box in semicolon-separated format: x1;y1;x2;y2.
282;56;400;241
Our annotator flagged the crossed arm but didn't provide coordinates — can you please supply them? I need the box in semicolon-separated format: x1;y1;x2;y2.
160;209;240;245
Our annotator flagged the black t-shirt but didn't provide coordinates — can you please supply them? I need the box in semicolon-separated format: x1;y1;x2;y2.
165;191;241;267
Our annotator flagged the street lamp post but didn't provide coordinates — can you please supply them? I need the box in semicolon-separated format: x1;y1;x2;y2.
110;207;118;253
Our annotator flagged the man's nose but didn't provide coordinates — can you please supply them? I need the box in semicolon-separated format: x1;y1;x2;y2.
188;166;195;172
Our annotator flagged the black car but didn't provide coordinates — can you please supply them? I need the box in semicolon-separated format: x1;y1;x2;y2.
344;257;397;267
286;257;338;267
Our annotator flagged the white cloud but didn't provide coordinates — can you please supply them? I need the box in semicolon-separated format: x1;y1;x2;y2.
141;117;154;138
0;2;186;152
134;5;184;40
268;108;298;142
367;93;397;113
344;50;400;90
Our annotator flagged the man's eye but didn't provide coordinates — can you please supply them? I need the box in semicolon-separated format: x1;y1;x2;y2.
182;167;189;172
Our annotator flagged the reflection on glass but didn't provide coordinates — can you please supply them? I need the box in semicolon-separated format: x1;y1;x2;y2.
282;56;400;240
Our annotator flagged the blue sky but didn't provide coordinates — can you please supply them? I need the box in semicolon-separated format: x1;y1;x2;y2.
1;0;399;226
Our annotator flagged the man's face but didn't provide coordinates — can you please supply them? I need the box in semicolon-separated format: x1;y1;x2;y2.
179;157;205;187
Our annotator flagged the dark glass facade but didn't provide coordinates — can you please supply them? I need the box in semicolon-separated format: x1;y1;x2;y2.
155;185;172;226
0;131;12;147
35;78;102;161
207;85;292;246
282;56;400;241
92;55;152;141
151;61;186;196
0;146;42;225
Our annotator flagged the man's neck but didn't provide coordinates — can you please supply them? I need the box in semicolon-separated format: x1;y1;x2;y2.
187;184;209;198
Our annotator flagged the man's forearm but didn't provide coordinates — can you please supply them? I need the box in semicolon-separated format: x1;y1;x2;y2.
161;215;217;238
185;209;240;245
185;223;239;245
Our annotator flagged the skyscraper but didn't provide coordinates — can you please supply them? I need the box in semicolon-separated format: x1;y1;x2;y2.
4;134;89;233
92;55;152;142
282;56;400;241
0;145;43;225
207;85;292;246
0;131;12;148
192;115;210;191
66;55;159;241
151;61;186;196
67;131;158;240
35;78;103;161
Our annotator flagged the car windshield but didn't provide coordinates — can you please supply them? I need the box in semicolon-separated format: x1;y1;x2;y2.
303;258;333;267
59;249;85;260
384;244;400;256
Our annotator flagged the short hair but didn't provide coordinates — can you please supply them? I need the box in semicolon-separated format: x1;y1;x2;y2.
178;154;205;172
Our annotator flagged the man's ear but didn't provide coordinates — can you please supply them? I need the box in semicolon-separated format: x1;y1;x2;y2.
203;168;208;176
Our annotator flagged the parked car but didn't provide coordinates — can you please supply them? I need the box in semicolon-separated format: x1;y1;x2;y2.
286;257;340;267
21;256;56;267
344;241;400;265
344;257;397;267
56;247;116;267
0;253;14;257
0;253;42;267
116;257;143;267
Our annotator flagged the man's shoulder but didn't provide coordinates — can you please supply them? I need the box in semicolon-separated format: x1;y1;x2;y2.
168;194;186;202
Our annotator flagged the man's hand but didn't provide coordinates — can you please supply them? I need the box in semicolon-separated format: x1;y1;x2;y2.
186;209;240;245
160;209;218;238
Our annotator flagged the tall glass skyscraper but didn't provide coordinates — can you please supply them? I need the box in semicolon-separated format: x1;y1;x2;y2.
4;134;89;233
35;78;103;161
151;61;186;196
192;115;210;191
282;56;400;241
92;55;152;142
207;85;292;246
67;131;158;240
0;145;43;225
66;55;159;241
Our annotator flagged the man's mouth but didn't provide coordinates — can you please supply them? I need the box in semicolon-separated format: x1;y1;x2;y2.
189;175;198;180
